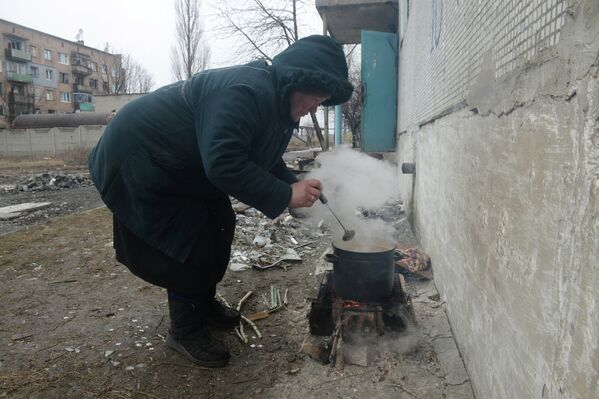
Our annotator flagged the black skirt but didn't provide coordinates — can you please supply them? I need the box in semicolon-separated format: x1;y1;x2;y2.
112;197;236;297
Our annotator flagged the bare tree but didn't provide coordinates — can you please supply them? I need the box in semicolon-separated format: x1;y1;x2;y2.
342;46;362;148
171;0;210;81
216;0;328;150
97;44;125;94
216;0;310;61
121;55;155;93
1;86;35;124
30;86;47;114
0;79;55;123
98;47;154;94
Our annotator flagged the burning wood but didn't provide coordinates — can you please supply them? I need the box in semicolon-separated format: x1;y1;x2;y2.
342;300;363;309
305;270;416;367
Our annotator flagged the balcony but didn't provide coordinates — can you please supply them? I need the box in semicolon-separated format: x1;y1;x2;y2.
72;84;91;93
13;94;35;104
72;63;92;76
74;91;95;112
4;48;32;62
6;72;33;84
78;102;95;112
315;0;398;44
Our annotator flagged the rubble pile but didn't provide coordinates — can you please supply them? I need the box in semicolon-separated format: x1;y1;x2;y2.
355;199;416;244
288;157;316;173
359;199;404;222
229;200;327;272
10;172;93;192
229;197;411;272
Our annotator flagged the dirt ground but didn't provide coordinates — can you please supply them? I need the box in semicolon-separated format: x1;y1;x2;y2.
0;155;475;399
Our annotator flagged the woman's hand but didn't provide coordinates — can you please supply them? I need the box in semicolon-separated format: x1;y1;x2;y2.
289;179;322;208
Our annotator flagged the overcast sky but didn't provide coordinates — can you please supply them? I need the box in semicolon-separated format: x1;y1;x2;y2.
0;0;323;89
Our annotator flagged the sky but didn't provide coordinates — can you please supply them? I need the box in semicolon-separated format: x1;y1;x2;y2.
0;0;324;89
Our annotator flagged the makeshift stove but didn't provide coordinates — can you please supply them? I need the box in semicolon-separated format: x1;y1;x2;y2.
303;269;416;367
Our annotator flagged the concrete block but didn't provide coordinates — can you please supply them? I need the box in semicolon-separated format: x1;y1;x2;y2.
0;202;52;219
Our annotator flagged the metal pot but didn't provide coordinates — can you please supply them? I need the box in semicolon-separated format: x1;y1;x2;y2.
326;240;396;302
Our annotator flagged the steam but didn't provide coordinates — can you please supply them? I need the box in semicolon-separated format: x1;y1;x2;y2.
378;329;420;356
341;327;420;366
299;146;400;244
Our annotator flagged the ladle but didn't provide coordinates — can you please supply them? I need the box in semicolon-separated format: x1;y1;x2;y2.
319;193;355;241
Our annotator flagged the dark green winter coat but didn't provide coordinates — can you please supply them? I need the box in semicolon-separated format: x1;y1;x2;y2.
88;35;352;263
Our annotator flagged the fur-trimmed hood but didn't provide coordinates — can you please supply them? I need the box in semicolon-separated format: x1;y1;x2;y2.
271;35;353;107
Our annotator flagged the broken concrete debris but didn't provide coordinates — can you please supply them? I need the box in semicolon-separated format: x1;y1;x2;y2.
232;201;251;214
229;263;251;272
359;199;404;222
0;202;52;220
229;197;322;273
252;234;271;248
253;248;302;271
7;172;92;192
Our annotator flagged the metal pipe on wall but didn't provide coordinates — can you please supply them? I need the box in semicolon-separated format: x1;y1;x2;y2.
335;105;342;146
322;14;329;150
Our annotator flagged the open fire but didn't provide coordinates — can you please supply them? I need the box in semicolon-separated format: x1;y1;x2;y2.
303;269;416;367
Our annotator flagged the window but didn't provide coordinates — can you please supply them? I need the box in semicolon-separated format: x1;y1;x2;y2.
0;105;3;116
46;90;54;101
30;66;39;78
8;39;23;50
58;52;69;64
74;76;84;85
102;81;109;93
11;84;25;96
10;85;23;96
90;62;97;72
74;92;93;103
101;64;108;73
43;49;52;61
45;69;54;80
7;61;27;74
29;45;37;57
111;68;118;77
59;72;69;84
89;79;98;89
60;92;71;102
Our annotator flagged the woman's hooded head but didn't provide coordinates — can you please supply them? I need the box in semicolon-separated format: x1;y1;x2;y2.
271;35;354;107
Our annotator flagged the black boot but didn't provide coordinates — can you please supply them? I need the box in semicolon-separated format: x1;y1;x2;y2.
202;298;241;329
166;299;230;367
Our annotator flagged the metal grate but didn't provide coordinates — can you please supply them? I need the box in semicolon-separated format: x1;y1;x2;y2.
400;0;568;130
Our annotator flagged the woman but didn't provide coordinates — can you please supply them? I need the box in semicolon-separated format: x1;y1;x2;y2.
88;35;352;367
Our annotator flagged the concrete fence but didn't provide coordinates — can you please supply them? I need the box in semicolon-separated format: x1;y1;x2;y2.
0;125;105;156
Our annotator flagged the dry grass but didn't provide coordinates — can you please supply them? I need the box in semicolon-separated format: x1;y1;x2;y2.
59;146;91;166
0;207;110;255
0;156;65;172
0;147;90;173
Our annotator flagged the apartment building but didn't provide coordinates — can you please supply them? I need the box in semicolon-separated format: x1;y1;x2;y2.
0;19;122;121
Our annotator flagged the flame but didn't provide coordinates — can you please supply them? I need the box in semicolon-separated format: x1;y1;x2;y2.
342;300;366;309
